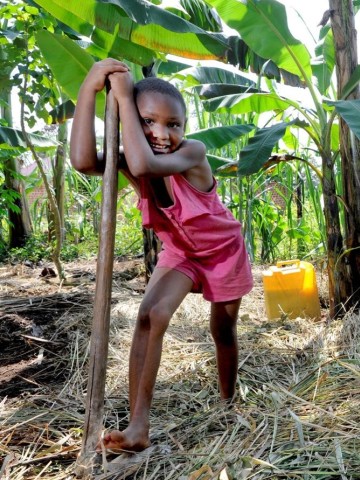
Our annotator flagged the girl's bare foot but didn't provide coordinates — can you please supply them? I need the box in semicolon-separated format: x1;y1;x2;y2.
97;425;150;453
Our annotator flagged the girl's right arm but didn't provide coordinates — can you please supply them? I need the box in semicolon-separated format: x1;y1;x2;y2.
70;80;102;175
70;59;130;175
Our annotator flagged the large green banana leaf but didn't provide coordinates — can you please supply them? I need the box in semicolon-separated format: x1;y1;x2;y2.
36;31;107;118
32;0;228;61
205;0;312;81
174;65;256;88
173;65;260;98
187;124;254;150
195;83;260;99
100;0;228;58
0;126;58;150
203;92;301;115
32;0;155;65
312;26;335;95
238;122;292;176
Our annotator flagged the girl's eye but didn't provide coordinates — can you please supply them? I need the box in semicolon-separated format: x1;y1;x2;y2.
169;122;180;128
143;118;153;125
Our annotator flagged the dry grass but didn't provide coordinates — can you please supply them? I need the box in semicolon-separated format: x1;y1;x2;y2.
1;263;360;479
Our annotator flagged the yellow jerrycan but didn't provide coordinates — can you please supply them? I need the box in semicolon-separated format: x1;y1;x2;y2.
262;260;321;320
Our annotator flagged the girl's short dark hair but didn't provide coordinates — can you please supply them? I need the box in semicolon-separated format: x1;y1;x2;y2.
134;77;186;115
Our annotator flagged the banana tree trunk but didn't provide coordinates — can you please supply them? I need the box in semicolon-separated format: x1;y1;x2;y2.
329;0;360;311
76;89;119;477
321;151;349;317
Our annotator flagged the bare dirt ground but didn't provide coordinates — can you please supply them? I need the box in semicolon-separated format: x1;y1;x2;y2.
1;259;359;480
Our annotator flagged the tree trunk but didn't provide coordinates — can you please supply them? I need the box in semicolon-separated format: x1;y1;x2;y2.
19;55;65;280
329;0;360;311
322;152;349;317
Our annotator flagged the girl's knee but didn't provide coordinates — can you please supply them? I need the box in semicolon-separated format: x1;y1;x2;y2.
137;302;172;335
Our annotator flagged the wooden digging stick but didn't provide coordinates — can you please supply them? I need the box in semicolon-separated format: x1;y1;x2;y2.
76;88;119;478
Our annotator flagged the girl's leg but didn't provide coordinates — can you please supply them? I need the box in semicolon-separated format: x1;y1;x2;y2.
101;267;193;452
210;299;242;400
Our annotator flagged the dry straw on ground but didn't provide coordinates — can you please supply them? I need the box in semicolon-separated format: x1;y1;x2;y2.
1;261;360;479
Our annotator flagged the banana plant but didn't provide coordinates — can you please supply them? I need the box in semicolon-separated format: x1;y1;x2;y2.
203;0;360;316
30;0;304;85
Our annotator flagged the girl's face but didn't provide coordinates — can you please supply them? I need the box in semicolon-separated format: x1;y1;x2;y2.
136;92;186;154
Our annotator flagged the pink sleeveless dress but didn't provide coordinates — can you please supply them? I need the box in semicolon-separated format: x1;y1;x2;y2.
137;174;253;302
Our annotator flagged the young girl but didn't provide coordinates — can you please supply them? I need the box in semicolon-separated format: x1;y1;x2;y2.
70;58;253;453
